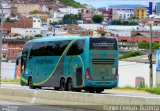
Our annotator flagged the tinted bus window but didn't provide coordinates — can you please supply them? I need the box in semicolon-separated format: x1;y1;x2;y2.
90;38;117;50
30;42;46;56
67;40;85;55
22;42;32;55
30;41;69;56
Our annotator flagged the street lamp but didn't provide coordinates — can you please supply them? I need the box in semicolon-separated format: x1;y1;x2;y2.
0;4;3;87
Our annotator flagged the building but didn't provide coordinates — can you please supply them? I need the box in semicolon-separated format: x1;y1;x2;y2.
112;9;134;20
149;2;153;15
101;9;112;20
11;28;41;38
3;17;33;31
53;12;65;19
59;8;79;15
78;24;104;31
83;13;92;23
61;25;81;32
156;2;160;15
117;31;160;50
2;38;25;61
12;3;41;16
33;17;42;28
134;7;147;19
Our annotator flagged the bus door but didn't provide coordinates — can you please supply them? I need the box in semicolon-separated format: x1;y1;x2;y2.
89;37;118;81
21;43;32;79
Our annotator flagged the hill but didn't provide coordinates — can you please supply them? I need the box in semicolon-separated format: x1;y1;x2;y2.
59;0;85;8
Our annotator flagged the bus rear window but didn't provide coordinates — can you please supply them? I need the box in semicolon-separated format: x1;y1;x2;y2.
90;37;117;50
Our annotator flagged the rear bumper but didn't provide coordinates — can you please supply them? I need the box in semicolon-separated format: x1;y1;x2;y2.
83;79;118;89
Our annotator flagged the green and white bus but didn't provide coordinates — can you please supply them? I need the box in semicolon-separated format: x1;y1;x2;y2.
16;36;119;93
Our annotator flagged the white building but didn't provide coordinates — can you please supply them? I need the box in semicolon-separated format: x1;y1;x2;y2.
59;7;79;14
106;25;140;37
112;9;134;20
33;17;42;28
53;12;65;19
41;5;49;13
11;28;41;37
0;3;12;18
78;24;104;30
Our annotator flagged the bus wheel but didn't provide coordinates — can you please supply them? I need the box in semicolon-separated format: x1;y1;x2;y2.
67;79;73;91
54;87;59;91
96;89;104;93
89;89;95;93
28;77;34;89
74;88;81;92
60;79;66;91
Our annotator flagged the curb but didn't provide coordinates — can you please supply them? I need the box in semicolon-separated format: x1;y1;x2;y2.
0;88;160;110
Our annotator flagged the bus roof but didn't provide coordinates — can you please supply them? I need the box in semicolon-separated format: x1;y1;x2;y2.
31;36;90;43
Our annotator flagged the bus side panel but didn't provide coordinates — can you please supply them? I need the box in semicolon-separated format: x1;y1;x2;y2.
64;55;84;88
27;56;62;87
156;50;160;86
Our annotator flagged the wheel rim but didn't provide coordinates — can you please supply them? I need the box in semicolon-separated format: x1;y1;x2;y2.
68;80;72;91
29;79;32;88
61;80;65;91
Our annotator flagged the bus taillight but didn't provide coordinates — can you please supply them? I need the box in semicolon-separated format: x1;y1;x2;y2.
86;68;91;80
114;68;118;80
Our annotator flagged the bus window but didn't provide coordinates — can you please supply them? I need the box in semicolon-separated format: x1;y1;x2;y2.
21;42;31;72
30;41;69;57
67;40;85;56
30;42;46;57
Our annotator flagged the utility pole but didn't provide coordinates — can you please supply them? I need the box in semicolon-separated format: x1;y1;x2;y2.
149;24;153;87
0;4;3;87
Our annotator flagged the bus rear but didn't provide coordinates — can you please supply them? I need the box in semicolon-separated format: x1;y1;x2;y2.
84;37;118;91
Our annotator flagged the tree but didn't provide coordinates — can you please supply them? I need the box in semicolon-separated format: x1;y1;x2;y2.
92;14;104;23
111;19;138;25
5;18;15;23
78;13;82;20
138;42;160;49
35;34;43;37
63;14;78;24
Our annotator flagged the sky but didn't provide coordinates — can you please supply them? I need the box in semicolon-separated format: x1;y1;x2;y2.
75;0;160;8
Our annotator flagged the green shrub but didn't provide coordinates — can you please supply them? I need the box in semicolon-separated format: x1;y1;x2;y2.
35;34;43;37
120;51;143;59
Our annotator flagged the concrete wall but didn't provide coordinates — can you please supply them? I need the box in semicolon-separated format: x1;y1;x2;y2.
11;28;41;37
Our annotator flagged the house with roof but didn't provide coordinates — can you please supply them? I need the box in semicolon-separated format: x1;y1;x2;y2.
83;13;92;23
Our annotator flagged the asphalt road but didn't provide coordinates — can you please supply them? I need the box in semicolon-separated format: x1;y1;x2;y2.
0;100;91;111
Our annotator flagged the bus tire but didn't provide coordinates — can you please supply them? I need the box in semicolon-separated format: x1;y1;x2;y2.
28;77;35;89
60;78;66;91
89;89;95;93
96;89;104;93
54;87;59;91
74;88;81;92
67;79;73;91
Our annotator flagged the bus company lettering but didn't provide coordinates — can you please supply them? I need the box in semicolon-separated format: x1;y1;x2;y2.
93;42;114;47
36;59;53;64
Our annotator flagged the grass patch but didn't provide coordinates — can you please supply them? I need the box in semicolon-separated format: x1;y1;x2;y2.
115;86;160;95
1;78;20;84
120;51;143;59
